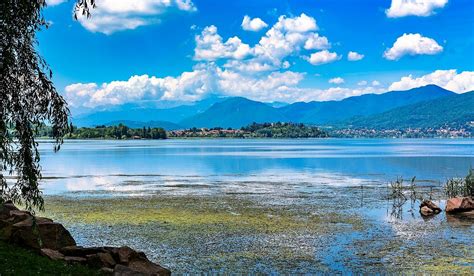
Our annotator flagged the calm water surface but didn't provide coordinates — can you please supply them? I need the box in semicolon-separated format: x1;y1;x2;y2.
39;138;474;195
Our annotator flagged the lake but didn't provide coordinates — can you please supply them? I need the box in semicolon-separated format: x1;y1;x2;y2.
38;139;474;273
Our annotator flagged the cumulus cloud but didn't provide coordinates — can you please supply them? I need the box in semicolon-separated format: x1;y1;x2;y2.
65;72;387;106
65;66;216;107
75;0;196;34
307;50;340;65
329;77;345;84
241;16;268;32
195;13;332;71
194;25;252;61
65;65;308;106
384;33;443;60
347;51;364;61
389;70;474;93
304;33;330;50
386;0;448;18
372;80;381;86
358;81;368;86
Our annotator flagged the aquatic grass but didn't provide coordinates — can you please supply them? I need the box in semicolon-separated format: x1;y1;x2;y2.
445;169;474;198
40;196;366;235
38;195;369;273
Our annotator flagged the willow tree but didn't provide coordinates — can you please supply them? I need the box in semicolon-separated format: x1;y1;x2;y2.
0;0;94;211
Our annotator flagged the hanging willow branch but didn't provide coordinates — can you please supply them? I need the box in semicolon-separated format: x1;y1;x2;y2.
0;0;95;211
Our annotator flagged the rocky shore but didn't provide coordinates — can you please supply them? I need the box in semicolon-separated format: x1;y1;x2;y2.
419;197;474;217
0;201;170;275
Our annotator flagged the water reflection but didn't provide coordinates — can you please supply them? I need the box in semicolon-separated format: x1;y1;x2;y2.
37;139;474;196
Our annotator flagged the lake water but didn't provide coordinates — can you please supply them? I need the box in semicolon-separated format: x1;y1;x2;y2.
37;139;474;273
39;138;474;196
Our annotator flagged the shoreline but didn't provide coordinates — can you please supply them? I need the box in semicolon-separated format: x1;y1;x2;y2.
35;136;474;141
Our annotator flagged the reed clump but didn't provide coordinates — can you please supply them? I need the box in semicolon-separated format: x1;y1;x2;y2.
445;169;474;198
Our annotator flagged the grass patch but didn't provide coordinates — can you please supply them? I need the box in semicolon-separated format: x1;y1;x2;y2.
0;241;101;276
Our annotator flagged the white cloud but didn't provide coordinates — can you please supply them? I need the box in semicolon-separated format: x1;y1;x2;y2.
194;25;252;61
223;60;275;73
65;65;216;107
195;13;332;72
252;13;322;69
329;77;344;84
357;81;368;86
386;0;448;18
347;51;364;61
372;80;381;86
216;70;305;101
273;13;318;33
384;33;443;60
389;70;474;93
75;0;196;34
46;0;66;6
304;33;330;50
65;62;391;106
241;16;268;32
65;65;308;106
307;50;340;65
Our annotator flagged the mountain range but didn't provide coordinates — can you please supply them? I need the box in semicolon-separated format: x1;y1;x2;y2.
73;85;473;130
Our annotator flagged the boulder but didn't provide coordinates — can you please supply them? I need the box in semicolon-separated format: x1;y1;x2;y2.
117;246;145;264
420;206;434;216
10;216;76;249
113;264;146;276
419;200;442;216
40;248;65;261
446;197;474;213
0;203;170;275
420;200;441;213
0;201;19;219
86;252;116;268
60;245;107;257
113;246;170;275
64;256;87;264
128;259;171;276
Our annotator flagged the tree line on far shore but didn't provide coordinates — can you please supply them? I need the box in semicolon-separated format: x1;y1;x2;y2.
36;124;167;140
35;122;329;140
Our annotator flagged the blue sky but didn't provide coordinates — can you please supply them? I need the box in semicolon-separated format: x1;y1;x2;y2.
38;0;474;111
